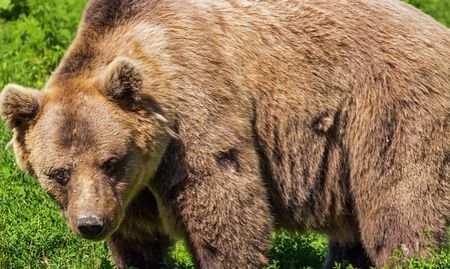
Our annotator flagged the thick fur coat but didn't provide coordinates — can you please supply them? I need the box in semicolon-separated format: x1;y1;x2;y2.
1;0;449;268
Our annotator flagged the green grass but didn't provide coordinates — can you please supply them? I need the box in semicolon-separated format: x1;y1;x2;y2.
404;0;450;26
0;0;449;268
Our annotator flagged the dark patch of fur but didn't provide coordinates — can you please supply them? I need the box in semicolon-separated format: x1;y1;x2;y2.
58;43;98;75
105;59;144;110
444;151;450;166
9;104;39;128
84;0;138;33
381;112;396;156
216;148;241;171
108;231;171;269
108;188;171;269
15;128;35;175
124;187;159;228
58;112;96;151
59;0;155;77
273;125;284;165
0;86;40;128
141;93;165;116
324;241;373;269
84;0;160;34
153;136;189;201
251;98;293;228
301;136;332;218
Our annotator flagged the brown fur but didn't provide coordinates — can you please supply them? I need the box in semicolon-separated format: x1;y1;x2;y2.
1;0;450;268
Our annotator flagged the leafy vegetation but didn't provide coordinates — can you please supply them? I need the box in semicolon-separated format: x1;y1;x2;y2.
404;0;450;26
0;0;448;268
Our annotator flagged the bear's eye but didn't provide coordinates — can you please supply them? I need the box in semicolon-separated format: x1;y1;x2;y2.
102;157;119;175
48;168;70;185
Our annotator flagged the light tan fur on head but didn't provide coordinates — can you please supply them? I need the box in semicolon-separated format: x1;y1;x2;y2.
0;57;171;241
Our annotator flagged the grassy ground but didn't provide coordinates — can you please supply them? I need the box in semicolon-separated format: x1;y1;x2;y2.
0;0;449;268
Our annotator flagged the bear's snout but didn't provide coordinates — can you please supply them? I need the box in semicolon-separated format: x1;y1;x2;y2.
76;214;105;239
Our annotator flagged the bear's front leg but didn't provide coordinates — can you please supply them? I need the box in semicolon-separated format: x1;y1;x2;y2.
164;137;273;269
107;188;172;269
323;241;373;269
108;231;171;269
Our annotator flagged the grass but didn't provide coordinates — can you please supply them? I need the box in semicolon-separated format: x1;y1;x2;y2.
404;0;450;25
0;0;449;268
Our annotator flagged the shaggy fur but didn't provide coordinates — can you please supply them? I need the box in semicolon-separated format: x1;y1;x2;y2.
1;0;449;268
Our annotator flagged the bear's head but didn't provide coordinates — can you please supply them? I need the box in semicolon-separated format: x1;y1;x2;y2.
0;57;170;240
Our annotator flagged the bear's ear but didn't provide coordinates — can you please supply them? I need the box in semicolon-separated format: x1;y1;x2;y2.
0;84;42;129
102;56;143;108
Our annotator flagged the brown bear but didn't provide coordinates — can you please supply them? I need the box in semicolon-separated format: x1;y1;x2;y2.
0;0;449;268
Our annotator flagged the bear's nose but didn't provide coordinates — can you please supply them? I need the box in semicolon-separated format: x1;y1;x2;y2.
77;215;105;239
